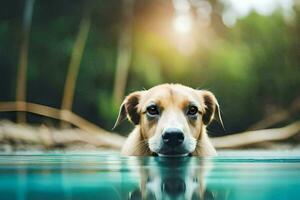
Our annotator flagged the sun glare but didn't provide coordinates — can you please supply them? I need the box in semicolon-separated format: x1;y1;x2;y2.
173;14;192;34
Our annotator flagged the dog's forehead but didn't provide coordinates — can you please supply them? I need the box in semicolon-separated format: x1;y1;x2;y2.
141;84;201;107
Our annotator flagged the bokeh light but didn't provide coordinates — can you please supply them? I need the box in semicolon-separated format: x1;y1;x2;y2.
173;14;193;33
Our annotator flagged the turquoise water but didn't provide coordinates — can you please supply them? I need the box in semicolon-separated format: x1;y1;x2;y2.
0;151;300;200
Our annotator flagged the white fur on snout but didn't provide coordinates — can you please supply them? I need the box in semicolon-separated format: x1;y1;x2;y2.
148;136;161;152
162;126;184;134
184;136;197;152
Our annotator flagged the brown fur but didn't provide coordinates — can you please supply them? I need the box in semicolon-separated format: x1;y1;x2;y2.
114;84;222;156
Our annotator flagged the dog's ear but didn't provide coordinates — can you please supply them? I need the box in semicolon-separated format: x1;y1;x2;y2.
113;91;143;129
198;90;223;127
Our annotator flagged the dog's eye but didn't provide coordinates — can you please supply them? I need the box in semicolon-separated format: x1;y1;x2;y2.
146;105;160;116
187;105;198;116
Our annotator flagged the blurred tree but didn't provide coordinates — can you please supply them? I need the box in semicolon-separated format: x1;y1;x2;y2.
112;0;134;106
61;3;91;127
16;0;35;123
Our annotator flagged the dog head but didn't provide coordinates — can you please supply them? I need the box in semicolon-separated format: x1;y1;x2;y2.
114;84;222;156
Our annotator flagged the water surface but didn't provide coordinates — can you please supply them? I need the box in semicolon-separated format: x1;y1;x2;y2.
0;151;299;200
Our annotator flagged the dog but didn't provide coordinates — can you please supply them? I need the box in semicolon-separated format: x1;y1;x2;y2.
114;83;222;156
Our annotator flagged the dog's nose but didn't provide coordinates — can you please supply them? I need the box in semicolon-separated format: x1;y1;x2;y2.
162;128;184;147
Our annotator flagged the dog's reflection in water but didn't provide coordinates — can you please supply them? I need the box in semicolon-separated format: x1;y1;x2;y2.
129;157;216;200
